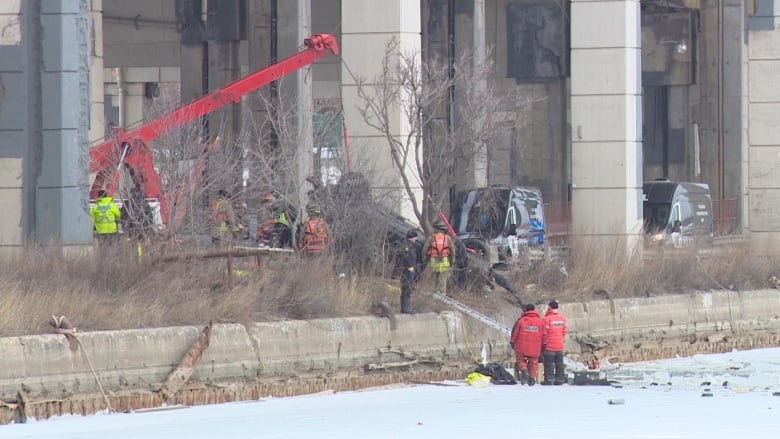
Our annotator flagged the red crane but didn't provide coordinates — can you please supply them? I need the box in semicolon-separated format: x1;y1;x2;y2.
89;34;339;232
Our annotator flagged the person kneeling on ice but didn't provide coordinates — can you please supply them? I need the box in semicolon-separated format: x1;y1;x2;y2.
510;303;544;385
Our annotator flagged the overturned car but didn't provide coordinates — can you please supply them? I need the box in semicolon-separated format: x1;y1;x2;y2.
450;186;547;266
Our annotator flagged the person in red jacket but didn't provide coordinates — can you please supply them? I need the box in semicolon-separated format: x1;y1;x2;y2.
510;303;544;385
542;300;568;385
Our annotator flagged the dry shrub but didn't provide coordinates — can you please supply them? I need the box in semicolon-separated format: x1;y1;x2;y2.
0;244;388;337
513;240;778;305
2;239;777;337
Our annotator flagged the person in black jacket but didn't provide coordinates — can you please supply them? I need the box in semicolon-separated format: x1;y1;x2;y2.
398;229;422;313
121;185;153;241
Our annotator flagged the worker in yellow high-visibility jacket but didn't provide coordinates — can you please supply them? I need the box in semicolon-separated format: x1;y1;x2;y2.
91;190;122;246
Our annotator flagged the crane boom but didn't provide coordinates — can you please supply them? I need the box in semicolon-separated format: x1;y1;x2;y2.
89;34;339;232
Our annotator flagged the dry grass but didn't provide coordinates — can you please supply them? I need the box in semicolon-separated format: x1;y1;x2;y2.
507;241;778;306
1;240;776;337
0;244;380;337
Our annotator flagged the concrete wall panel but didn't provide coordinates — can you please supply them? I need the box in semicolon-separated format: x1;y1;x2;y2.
740;289;780;319
104;40;181;68
748;103;780;146
0;132;24;159
104;0;175;19
4;291;780;403
159;66;180;83
246;314;467;372
748;60;780;102
340;92;404;138
340;34;406;86
748;232;780;255
342;136;399;188
571;48;640;95
571;188;641;233
102;0;180;68
748;147;780;188
0;73;25;129
571;94;642;142
41;72;85;131
41;13;85;72
0;45;22;71
35;187;92;243
572;141;642;188
571;0;640;49
41;0;83;14
0;15;20;46
0;0;21;14
0;188;22;245
192;324;261;381
121;67;163;83
749;28;780;60
748;189;780;231
342;0;420;34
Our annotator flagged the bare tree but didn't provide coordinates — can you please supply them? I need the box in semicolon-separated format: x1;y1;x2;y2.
242;87;313;249
243;87;401;275
108;86;246;248
354;38;531;233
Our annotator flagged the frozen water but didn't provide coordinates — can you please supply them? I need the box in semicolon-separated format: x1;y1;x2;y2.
2;347;779;438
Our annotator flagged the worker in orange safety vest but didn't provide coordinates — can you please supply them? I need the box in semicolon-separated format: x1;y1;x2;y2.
299;204;329;255
421;219;456;295
211;189;238;247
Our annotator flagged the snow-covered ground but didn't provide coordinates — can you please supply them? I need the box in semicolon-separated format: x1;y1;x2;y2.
3;348;779;439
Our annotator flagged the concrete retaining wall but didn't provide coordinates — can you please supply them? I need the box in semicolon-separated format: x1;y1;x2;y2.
0;311;508;402
1;289;779;422
494;289;780;362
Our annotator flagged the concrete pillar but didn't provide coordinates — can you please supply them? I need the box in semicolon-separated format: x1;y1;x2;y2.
421;0;450;216
180;44;206;106
4;0;94;247
746;0;780;254
245;0;272;140
341;0;422;221
208;40;242;190
89;0;105;143
453;0;488;190
570;0;642;254
277;0;314;208
208;41;241;139
37;0;93;245
721;0;743;199
0;0;25;251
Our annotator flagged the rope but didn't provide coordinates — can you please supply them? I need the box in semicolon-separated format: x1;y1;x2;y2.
422;291;482;365
457;311;482;365
51;316;113;413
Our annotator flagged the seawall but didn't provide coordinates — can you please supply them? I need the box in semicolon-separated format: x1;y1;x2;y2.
1;289;779;422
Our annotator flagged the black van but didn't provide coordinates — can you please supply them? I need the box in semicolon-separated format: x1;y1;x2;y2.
643;180;713;248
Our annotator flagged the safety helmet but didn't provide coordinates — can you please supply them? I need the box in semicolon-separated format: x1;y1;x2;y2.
261;192;274;203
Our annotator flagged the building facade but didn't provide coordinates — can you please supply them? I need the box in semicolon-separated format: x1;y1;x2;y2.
1;0;778;253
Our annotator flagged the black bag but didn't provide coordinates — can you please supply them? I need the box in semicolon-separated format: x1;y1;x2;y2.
474;362;517;385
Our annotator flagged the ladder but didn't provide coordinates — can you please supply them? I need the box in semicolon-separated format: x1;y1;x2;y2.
431;292;512;336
